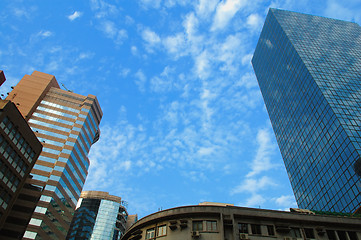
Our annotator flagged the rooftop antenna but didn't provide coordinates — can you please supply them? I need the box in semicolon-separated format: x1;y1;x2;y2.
61;82;73;92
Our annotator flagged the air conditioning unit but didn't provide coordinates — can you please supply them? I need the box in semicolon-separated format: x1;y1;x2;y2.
192;231;200;238
240;233;249;239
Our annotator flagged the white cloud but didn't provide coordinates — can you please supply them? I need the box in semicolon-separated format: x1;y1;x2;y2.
98;21;127;45
139;0;162;9
13;8;31;18
196;0;219;18
46;61;59;72
274;195;297;208
241;53;253;66
131;46;138;55
150;66;174;92
198;147;214;156
236;72;258;89
36;30;53;38
142;28;161;45
77;52;94;61
216;33;245;74
195;50;211;80
231;176;277;194
324;0;361;23
211;0;247;31
68;11;83;21
163;33;187;59
135;69;147;92
243;193;266;207
182;170;207;181
246;128;277;177
246;13;263;30
90;0;119;18
184;12;199;37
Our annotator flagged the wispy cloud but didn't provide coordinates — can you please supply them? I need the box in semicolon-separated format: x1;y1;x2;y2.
90;0;119;18
150;66;174;93
142;28;161;51
135;69;147;92
246;13;263;31
67;11;83;21
211;0;247;31
40;30;53;38
232;176;277;195
196;0;219;18
246;128;277;177
139;0;162;9
273;195;297;208
98;21;127;45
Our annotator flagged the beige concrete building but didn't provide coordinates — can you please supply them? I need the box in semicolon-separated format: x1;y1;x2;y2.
5;71;102;239
121;203;361;240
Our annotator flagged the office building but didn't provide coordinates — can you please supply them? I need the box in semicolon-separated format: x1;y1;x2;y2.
121;203;361;240
67;191;130;240
5;71;102;239
252;9;361;213
0;70;5;87
0;100;42;239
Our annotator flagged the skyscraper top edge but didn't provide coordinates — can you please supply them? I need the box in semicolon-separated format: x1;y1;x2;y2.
269;8;360;26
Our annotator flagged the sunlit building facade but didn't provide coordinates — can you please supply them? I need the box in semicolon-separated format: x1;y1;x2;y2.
121;203;361;240
5;71;102;239
252;9;361;213
66;191;129;240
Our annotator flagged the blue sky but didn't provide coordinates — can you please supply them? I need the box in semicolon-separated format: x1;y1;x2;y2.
1;0;361;218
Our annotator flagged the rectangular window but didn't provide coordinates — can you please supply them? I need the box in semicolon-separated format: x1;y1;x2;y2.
251;224;261;235
157;225;167;237
348;231;358;240
304;228;315;238
238;223;248;233
146;228;155;239
337;231;347;240
290;228;302;238
267;225;275;236
192;221;203;231
206;221;217;231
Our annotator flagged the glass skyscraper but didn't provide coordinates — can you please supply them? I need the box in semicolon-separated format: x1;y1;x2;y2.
252;9;361;213
6;71;102;239
66;191;129;240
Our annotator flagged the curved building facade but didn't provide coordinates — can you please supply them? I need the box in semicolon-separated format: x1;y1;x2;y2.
66;191;128;240
121;203;361;240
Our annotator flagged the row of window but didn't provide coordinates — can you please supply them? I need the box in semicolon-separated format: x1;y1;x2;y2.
239;223;358;240
193;220;217;231
0;136;28;177
238;223;274;236
0;159;20;193
0;188;11;210
146;225;167;239
0;117;36;162
144;219;360;240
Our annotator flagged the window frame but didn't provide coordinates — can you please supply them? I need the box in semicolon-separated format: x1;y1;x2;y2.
157;225;167;237
145;228;155;240
205;220;217;232
192;220;203;232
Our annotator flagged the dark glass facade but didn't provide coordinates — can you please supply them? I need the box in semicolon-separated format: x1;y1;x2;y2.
252;9;361;213
66;191;128;240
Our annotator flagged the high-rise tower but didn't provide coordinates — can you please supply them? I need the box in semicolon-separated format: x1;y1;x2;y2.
6;71;102;239
66;191;130;240
252;9;361;213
